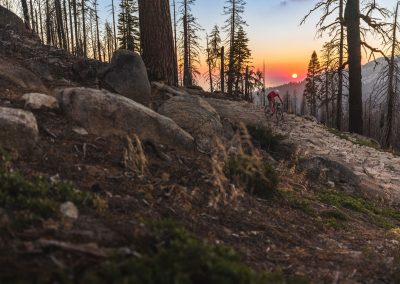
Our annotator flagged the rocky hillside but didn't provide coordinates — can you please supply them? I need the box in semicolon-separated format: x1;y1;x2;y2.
1;6;400;283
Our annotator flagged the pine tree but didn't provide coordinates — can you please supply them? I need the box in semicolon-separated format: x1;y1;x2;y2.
205;25;221;91
179;0;202;86
118;0;140;52
232;25;251;95
223;0;247;97
304;51;322;117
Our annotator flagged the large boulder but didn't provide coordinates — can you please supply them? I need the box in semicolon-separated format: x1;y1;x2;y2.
57;87;194;150
99;50;151;106
21;93;59;110
0;60;46;92
158;95;223;152
0;107;38;153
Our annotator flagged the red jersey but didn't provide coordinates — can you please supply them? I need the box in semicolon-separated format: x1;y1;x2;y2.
267;91;280;100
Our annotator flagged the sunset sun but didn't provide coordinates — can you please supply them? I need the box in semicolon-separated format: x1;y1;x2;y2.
292;73;298;79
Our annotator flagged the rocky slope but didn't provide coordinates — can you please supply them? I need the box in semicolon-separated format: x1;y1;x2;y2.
1;6;400;283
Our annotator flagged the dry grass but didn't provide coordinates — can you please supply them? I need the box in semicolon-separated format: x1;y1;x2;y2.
123;134;148;175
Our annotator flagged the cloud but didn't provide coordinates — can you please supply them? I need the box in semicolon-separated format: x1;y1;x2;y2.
280;0;311;6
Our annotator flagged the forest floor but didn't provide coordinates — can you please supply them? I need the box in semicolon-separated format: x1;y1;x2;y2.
1;82;400;283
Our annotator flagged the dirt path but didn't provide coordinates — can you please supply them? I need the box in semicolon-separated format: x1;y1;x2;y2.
205;98;400;205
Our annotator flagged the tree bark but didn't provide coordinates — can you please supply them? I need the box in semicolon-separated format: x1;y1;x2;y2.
94;0;101;61
68;0;74;53
183;0;192;86
345;0;363;134
220;46;225;93
384;2;399;148
227;0;235;97
138;0;177;85
336;0;345;130
81;0;87;57
21;0;31;29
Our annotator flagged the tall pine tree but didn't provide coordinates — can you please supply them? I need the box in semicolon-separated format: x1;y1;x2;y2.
118;0;140;52
304;51;322;117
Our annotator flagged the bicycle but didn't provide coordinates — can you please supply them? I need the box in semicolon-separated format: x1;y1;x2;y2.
264;102;284;125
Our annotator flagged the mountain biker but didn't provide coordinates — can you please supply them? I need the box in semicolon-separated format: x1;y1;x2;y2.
267;90;283;115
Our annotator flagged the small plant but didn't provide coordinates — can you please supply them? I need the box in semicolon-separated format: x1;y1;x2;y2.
226;154;278;199
0;152;101;228
247;124;285;153
319;190;400;229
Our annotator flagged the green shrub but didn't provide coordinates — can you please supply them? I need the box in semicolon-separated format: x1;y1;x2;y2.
225;155;278;199
0;154;99;228
247;125;285;153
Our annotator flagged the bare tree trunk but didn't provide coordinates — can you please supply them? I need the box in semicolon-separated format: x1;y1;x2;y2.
45;0;51;44
325;72;329;126
206;35;213;92
55;0;67;49
183;0;192;86
227;0;235;97
81;0;87;57
345;0;363;134
173;0;178;85
138;0;177;85
111;0;117;51
63;0;70;51
384;2;399;148
29;0;35;31
336;0;345;130
21;0;31;29
220;46;224;93
68;0;74;53
94;0;101;61
245;65;249;100
72;0;79;54
38;1;44;41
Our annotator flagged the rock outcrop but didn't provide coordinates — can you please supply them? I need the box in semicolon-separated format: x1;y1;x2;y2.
0;107;38;152
99;50;151;106
158;95;223;152
298;156;361;189
57;87;194;150
0;60;46;92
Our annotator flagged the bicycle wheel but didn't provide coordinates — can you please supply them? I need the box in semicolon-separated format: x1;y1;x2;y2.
275;108;284;124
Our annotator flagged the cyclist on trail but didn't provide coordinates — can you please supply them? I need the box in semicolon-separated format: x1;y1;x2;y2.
267;90;283;115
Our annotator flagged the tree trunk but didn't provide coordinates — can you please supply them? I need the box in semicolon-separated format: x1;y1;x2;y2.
63;0;70;51
55;0;67;49
220;46;225;93
384;2;399;148
206;36;213;92
72;0;79;54
245;65;249;100
38;0;44;41
95;0;101;61
68;0;74;53
336;0;345;130
45;0;51;44
183;0;192;86
138;0;177;85
21;0;31;29
227;0;235;97
173;0;178;84
81;0;87;57
345;0;363;134
111;0;117;51
29;0;34;31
